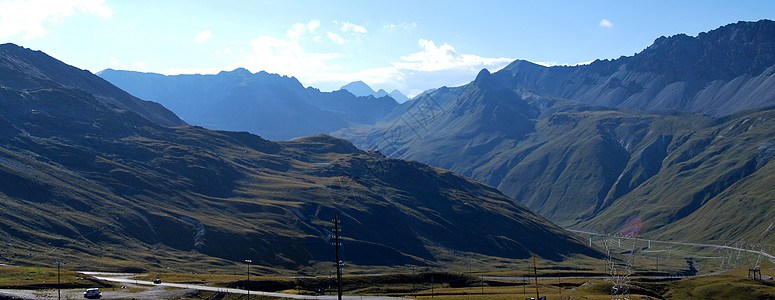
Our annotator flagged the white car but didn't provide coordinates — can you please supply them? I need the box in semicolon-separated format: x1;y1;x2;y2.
83;288;101;298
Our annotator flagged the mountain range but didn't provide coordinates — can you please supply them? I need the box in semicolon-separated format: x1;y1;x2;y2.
97;69;399;140
493;20;775;117
340;80;410;103
0;43;596;272
337;19;775;246
4;18;775;274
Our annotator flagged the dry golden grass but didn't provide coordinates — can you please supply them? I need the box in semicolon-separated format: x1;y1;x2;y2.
0;266;94;288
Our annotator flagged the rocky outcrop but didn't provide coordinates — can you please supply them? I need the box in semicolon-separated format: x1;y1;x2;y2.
493;20;775;116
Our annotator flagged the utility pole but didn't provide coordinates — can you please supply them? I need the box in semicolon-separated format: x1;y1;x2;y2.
468;263;472;292
410;266;415;297
431;274;434;299
55;261;63;300
245;259;252;299
334;213;343;300
558;273;561;296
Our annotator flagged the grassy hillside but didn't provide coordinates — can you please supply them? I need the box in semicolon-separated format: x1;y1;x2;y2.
581;107;775;246
342;69;775;247
335;21;775;250
0;45;601;274
0;119;598;273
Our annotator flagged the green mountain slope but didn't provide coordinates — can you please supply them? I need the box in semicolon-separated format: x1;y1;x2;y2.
338;21;775;246
342;68;775;246
580;108;775;245
0;44;597;273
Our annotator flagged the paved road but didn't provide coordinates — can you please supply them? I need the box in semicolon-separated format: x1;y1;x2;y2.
483;274;686;282
566;229;775;263
92;274;410;300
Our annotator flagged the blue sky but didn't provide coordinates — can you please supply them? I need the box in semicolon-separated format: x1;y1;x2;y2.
1;1;774;97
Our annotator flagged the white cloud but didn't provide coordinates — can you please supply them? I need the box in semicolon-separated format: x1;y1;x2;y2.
213;48;233;56
393;39;513;72
159;24;512;100
337;21;367;33
108;56;148;72
286;19;320;40
384;21;417;32
161;66;225;75
327;32;344;44
0;0;113;40
240;35;341;76
290;39;514;98
599;19;613;28
530;60;594;67
131;60;146;69
286;22;305;39
307;19;320;33
162;22;344;79
571;60;594;66
193;29;212;43
531;61;559;67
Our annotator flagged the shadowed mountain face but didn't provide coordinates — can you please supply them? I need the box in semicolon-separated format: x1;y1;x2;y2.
98;69;399;140
0;44;596;272
493;20;775;117
339;20;775;246
0;43;186;127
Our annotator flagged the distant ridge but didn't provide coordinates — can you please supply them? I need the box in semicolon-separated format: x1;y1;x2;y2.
98;69;399;140
340;80;375;97
493;19;775;116
340;80;409;103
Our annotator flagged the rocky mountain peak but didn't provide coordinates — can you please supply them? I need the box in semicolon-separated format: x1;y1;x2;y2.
340;80;375;97
493;19;775;117
628;19;775;81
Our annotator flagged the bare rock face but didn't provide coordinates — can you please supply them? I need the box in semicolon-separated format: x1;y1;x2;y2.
494;20;775;116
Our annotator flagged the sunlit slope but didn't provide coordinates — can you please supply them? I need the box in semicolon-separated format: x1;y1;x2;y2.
580;108;775;245
0;44;596;272
344;68;775;245
340;20;775;244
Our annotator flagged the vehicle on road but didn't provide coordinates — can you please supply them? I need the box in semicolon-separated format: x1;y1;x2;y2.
153;278;162;284
83;288;101;299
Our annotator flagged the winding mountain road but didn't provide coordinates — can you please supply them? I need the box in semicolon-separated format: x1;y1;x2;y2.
90;273;409;300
